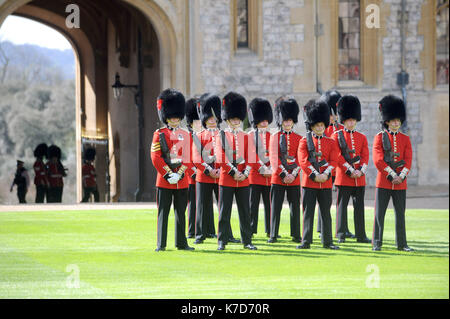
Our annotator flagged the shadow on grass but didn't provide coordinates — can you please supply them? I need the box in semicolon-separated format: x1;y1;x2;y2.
332;239;449;258
179;237;449;259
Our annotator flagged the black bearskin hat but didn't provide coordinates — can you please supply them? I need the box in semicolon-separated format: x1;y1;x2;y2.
156;88;186;124
33;143;48;158
84;147;96;161
379;95;406;128
303;99;330;131
320;90;342;116
221;91;247;122
248;98;273;128
185;97;200;126
199;93;222;128
337;94;362;123
47;145;61;160
274;96;300;128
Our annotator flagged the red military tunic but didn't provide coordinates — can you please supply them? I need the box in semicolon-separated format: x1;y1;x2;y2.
247;129;272;187
372;130;412;190
193;129;221;184
325;123;344;179
150;126;192;189
215;129;250;188
324;123;344;137
33;159;48;186
269;130;302;186
47;161;64;187
187;132;197;185
298;134;340;189
82;162;97;188
331;129;369;187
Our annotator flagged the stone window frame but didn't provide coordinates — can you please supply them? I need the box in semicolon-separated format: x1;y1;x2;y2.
329;0;382;89
435;0;449;86
419;0;450;90
230;0;262;56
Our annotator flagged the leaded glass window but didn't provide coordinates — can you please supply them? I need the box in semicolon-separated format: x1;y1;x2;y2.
338;0;361;81
436;0;449;85
236;0;249;48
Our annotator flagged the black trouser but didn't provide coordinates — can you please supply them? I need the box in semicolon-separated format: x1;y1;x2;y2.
302;187;333;246
156;187;189;249
218;186;252;246
317;176;339;233
82;186;99;202
372;188;408;248
187;184;196;237
195;182;220;240
335;186;367;240
249;184;271;235
17;186;27;204
35;185;47;203
269;184;301;239
48;187;63;203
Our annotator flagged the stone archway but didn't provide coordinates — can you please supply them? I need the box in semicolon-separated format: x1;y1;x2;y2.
0;0;185;202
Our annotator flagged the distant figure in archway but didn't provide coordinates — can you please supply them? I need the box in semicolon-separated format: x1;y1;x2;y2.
10;160;30;204
46;145;66;203
33;143;49;203
81;147;99;203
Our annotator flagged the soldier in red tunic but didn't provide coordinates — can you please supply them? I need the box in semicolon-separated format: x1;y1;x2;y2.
247;98;273;237
185;97;202;238
81;147;99;202
151;89;194;252
33;143;49;203
297;99;340;250
372;95;414;252
215;92;257;251
322;90;344;138
192;93;231;244
317;90;350;237
267;97;302;244
331;95;371;244
46;145;66;203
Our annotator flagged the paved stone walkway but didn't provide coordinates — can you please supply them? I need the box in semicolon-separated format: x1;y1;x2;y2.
0;184;448;212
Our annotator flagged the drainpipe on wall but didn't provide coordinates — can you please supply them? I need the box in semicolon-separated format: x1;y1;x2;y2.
397;0;409;133
314;0;323;95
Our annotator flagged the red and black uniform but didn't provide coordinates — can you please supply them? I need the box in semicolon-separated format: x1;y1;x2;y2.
324;123;343;138
316;122;344;232
151;126;192;250
82;162;99;202
33;159;48;203
215;128;253;247
186;130;198;238
248;128;272;236
324;123;343;182
372;130;413;249
193;128;222;241
268;130;302;241
46;160;65;203
332;128;370;241
298;133;340;246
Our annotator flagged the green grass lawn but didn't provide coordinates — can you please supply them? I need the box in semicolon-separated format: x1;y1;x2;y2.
0;206;448;299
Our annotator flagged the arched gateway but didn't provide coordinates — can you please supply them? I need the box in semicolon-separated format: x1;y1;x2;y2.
0;0;191;202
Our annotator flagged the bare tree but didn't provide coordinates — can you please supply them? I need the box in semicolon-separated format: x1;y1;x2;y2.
0;40;10;84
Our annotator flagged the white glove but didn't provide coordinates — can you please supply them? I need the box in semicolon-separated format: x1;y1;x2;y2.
167;173;181;184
